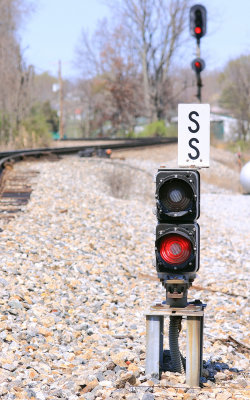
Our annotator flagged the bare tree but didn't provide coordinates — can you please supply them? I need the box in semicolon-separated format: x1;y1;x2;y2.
219;55;250;141
106;0;190;120
75;21;142;135
0;0;34;145
75;0;190;135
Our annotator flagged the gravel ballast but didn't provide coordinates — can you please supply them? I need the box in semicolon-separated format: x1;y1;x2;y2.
0;151;249;400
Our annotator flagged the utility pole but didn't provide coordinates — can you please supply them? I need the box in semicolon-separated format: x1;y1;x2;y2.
58;60;64;139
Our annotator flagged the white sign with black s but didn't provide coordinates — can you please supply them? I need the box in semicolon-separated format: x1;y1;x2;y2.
178;104;210;168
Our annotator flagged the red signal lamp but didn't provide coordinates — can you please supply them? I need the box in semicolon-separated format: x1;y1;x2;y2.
159;234;192;265
191;58;205;74
190;5;207;39
195;27;202;35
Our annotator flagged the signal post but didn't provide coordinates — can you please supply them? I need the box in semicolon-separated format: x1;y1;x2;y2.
190;4;207;102
145;103;210;387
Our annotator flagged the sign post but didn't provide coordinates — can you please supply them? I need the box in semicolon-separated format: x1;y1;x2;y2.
190;4;207;101
178;104;210;168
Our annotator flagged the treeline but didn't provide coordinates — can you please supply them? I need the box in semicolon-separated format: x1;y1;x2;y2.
0;0;249;148
73;0;190;137
0;0;58;148
72;0;250;141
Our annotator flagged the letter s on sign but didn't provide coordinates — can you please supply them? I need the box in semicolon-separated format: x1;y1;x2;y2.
188;138;200;160
188;111;200;133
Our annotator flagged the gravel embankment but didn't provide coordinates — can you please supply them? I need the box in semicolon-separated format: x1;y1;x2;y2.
0;151;249;400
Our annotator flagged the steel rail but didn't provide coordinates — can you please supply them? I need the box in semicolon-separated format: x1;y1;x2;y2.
0;137;177;172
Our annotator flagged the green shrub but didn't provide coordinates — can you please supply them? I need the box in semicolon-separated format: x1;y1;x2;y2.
0;101;57;149
14;103;53;148
165;124;178;137
126;130;136;138
0;114;12;144
42;101;59;133
141;120;167;137
138;120;177;137
22;112;51;147
226;140;250;153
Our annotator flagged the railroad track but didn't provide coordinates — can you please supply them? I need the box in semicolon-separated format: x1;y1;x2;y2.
0;164;39;225
0;138;248;397
0;137;177;225
0;137;177;168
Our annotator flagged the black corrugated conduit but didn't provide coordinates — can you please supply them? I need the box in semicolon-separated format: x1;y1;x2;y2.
169;316;185;373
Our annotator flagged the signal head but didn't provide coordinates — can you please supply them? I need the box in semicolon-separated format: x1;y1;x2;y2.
155;223;200;277
155;169;200;223
190;4;207;39
191;58;205;74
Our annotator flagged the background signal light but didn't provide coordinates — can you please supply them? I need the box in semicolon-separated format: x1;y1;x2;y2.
190;4;207;40
159;234;192;265
195;27;202;35
191;57;205;74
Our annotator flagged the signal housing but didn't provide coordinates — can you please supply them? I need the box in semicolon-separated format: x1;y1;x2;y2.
154;168;200;291
156;169;200;223
191;58;205;75
155;222;200;276
190;4;207;40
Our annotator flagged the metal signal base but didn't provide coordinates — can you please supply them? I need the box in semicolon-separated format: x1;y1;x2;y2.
145;300;206;387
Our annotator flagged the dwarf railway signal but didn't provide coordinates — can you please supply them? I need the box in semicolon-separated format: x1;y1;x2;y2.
146;105;209;384
155;169;200;306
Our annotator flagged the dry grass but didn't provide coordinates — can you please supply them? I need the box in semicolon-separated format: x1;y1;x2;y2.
103;164;134;200
0;127;52;151
102;160;153;201
112;143;245;193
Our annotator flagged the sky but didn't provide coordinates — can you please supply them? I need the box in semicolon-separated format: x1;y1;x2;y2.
20;0;250;80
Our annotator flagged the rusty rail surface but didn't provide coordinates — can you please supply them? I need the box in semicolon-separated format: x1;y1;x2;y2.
0;136;177;172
